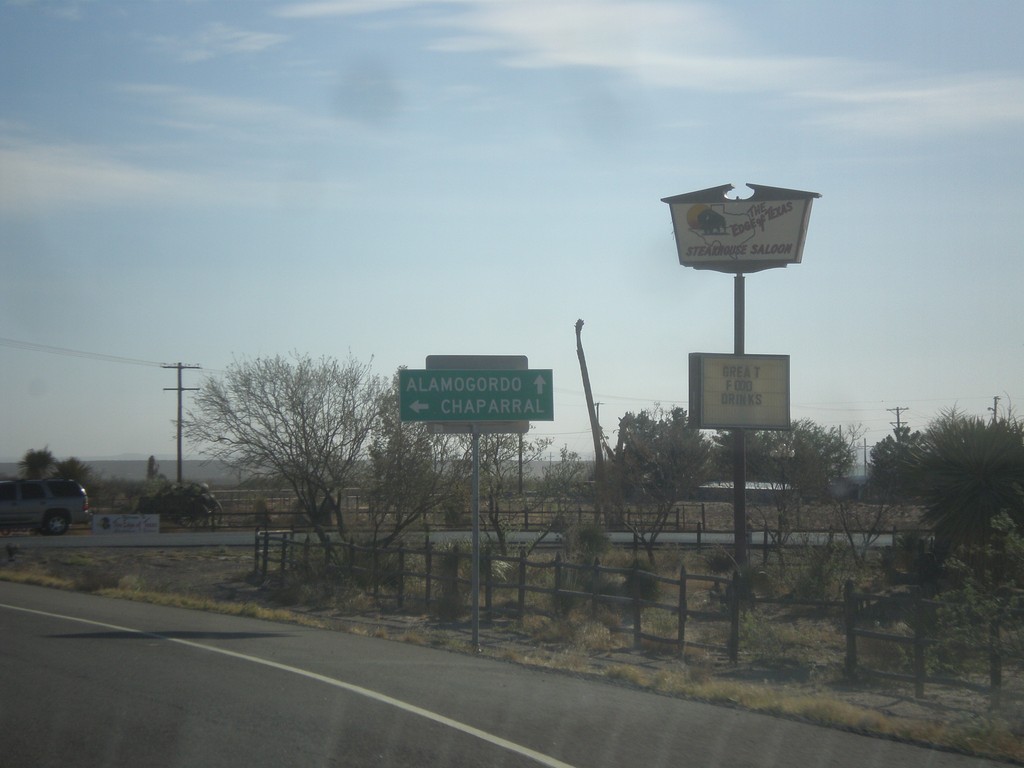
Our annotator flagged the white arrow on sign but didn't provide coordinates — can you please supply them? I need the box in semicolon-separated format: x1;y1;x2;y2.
409;401;430;414
533;375;546;395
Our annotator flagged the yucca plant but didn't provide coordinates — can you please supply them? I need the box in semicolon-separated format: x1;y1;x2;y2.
907;410;1024;551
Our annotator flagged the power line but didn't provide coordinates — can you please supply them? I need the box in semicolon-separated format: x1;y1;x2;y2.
0;336;165;367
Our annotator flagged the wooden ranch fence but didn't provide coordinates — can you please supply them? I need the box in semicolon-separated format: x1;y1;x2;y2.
252;530;1021;708
254;528;741;660
844;580;1022;707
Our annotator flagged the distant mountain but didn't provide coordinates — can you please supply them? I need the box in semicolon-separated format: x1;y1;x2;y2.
0;459;241;485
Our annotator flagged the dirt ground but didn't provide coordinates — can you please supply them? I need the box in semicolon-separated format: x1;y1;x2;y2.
2;541;1021;763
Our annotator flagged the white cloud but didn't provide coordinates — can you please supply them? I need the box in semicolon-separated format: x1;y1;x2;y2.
802;75;1024;137
116;83;346;141
152;22;288;63
271;0;1024;138
0;130;358;214
273;0;435;18
0;135;207;211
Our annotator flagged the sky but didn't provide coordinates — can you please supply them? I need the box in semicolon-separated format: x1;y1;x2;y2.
2;0;1023;469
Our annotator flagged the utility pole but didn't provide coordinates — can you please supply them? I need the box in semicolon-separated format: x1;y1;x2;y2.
163;363;200;485
990;395;1001;424
575;320;605;524
887;406;909;435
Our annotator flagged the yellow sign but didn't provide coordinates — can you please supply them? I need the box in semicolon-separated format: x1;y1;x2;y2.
689;353;790;430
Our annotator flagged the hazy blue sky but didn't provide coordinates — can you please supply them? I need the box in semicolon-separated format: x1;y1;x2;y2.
2;0;1022;467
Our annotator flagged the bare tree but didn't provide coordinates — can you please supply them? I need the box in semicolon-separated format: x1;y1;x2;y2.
608;406;712;563
365;371;471;547
477;431;553;554
185;352;385;539
715;420;857;567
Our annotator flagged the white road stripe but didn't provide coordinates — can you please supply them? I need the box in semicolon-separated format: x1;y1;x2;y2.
2;602;577;768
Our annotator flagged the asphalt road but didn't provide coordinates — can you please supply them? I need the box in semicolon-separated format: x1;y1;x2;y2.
0;582;1001;768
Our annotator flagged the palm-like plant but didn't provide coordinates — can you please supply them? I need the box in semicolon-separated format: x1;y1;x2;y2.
908;410;1024;550
18;447;56;479
54;457;94;486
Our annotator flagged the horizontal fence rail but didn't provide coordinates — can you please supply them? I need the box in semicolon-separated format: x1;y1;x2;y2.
83;491;933;557
252;530;1021;706
254;529;742;660
843;580;1024;707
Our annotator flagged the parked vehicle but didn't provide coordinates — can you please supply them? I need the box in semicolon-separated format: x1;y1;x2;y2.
136;483;223;529
0;479;90;535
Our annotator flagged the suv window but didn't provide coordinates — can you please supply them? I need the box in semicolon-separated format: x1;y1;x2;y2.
0;484;15;502
47;480;84;497
20;482;46;500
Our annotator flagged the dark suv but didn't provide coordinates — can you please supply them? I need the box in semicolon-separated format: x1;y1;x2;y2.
0;479;90;535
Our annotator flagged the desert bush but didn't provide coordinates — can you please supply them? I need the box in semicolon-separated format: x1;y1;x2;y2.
564;521;610;561
703;547;736;574
74;570;121;592
786;544;856;602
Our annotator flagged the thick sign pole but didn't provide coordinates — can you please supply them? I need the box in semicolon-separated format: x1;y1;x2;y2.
733;275;748;566
471;424;481;649
400;355;552;652
664;184;817;566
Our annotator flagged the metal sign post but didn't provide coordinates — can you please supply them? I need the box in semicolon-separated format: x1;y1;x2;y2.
470;424;480;648
733;273;748;566
663;183;819;565
400;355;553;649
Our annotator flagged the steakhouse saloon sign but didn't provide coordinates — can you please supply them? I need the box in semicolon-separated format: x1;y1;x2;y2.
661;183;819;273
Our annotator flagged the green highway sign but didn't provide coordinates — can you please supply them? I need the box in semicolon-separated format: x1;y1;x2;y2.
399;368;554;422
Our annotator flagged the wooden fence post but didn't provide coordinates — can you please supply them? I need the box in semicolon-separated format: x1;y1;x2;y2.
631;561;642;651
844;579;857;677
912;586;925;699
254;527;262;572
553;553;562;615
261;530;270;580
590;557;601;616
483;550;492;621
397;547;405;609
727;570;739;663
517;548;527;619
696;522;703;551
678;563;687;652
372;542;380;597
990;615;1003;710
425;540;433;611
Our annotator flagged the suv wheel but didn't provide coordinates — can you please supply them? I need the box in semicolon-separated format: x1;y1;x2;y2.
42;511;71;536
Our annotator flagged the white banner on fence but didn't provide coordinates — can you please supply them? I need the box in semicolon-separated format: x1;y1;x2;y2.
92;514;160;535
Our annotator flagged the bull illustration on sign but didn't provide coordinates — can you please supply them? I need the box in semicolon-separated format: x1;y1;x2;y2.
695;206;727;235
662;183;820;274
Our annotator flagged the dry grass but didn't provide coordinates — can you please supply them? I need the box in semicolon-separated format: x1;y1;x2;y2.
2;545;1023;764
